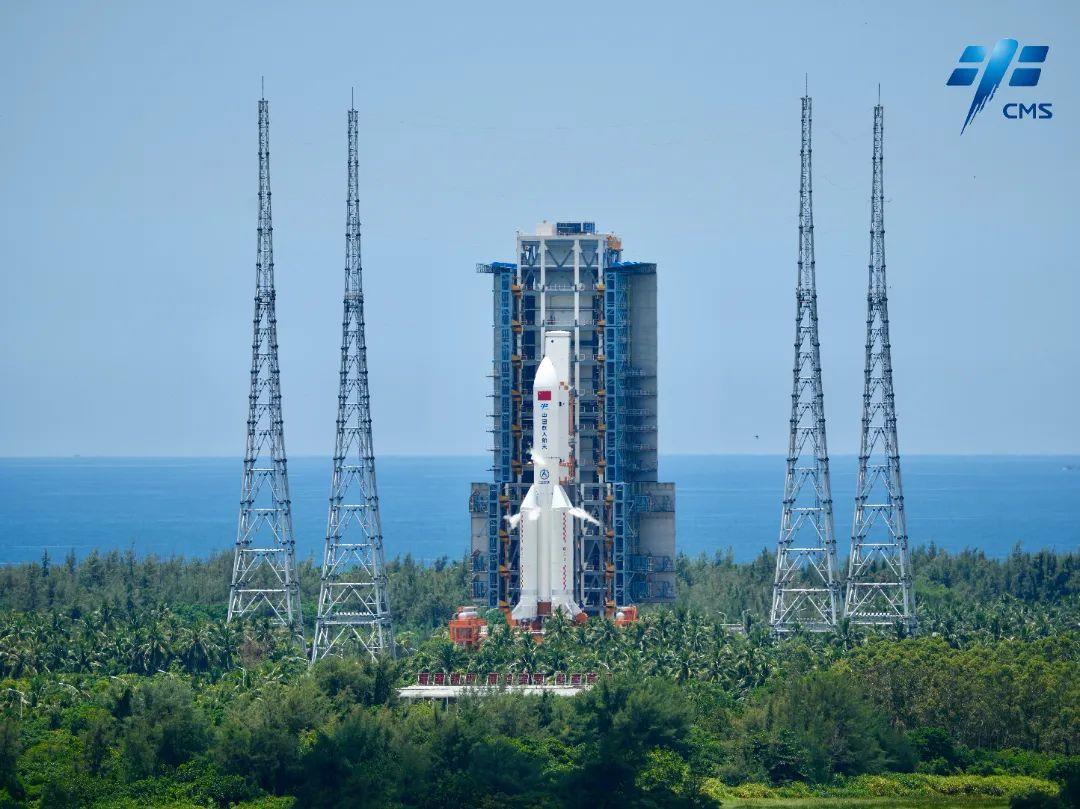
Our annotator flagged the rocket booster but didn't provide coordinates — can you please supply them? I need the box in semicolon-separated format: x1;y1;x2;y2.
508;331;598;623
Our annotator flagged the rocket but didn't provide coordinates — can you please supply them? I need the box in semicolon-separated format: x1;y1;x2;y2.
507;331;598;624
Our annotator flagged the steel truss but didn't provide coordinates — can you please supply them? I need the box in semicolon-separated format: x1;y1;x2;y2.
228;96;303;637
844;102;917;632
770;95;842;633
311;105;395;662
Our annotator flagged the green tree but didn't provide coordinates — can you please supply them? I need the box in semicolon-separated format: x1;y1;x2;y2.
121;677;208;777
215;678;328;794
738;670;911;782
566;676;693;807
0;719;21;799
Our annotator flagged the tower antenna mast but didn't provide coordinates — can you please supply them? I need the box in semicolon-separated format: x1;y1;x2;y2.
844;99;917;632
312;100;395;662
228;95;304;637
770;93;842;633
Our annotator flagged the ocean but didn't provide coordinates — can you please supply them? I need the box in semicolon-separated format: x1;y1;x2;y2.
0;455;1077;566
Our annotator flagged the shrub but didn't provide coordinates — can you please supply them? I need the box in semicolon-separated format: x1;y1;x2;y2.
1011;790;1064;809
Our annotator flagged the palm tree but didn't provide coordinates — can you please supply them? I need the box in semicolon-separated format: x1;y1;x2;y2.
511;632;539;673
435;641;463;673
179;621;216;673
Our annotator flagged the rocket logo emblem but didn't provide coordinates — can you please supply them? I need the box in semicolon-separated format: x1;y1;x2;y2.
946;39;1049;133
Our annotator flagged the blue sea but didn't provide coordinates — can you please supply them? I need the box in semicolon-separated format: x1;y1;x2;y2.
0;456;1077;565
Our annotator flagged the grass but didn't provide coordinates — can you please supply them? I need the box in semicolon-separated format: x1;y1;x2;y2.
717;801;1009;808
702;773;1061;806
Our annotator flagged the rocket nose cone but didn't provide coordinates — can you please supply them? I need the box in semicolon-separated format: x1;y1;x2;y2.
535;356;559;388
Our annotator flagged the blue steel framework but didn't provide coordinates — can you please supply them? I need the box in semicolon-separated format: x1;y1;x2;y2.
474;226;673;617
604;261;661;604
482;262;516;604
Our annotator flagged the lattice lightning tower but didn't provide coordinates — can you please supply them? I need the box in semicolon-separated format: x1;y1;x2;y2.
228;96;303;636
844;101;917;632
311;104;395;662
770;94;842;633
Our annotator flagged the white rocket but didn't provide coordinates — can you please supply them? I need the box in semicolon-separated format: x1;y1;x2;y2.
508;331;598;623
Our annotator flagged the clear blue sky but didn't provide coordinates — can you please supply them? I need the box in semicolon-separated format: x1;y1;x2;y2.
1;1;1077;456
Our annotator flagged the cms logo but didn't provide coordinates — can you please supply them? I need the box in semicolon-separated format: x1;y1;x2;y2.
1003;102;1053;120
946;39;1052;132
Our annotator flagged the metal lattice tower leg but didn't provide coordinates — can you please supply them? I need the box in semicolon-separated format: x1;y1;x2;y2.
844;102;916;632
770;95;842;633
228;96;304;638
311;104;395;663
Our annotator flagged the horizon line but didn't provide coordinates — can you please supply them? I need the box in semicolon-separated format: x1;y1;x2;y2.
2;452;1079;460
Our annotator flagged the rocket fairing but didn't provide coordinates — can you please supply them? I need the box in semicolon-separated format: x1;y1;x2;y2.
507;331;598;624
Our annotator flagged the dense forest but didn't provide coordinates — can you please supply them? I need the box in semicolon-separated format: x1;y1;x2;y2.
0;545;1077;807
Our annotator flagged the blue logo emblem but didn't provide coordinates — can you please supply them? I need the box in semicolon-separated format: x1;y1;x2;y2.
947;39;1049;132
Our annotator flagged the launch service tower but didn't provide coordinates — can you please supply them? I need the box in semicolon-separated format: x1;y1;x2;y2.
472;222;676;619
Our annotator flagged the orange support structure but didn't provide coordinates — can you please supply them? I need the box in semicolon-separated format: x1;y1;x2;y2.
448;606;487;648
614;605;638;626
